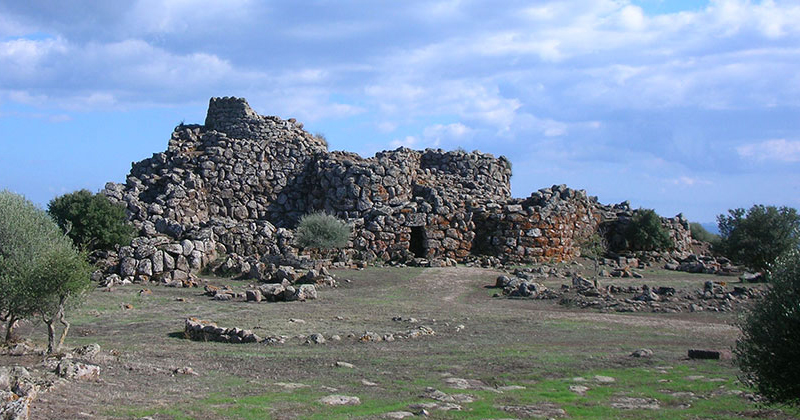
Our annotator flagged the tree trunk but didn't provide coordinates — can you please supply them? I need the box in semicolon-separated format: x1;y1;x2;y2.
56;298;70;352
5;316;17;343
45;317;56;354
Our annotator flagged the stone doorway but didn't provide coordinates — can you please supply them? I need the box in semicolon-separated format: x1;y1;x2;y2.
409;226;427;258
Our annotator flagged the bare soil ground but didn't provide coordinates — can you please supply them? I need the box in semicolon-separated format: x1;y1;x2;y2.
5;263;797;419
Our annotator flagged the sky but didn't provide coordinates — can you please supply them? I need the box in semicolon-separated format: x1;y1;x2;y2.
1;0;798;224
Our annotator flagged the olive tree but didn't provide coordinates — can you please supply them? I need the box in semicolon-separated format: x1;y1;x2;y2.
0;191;92;352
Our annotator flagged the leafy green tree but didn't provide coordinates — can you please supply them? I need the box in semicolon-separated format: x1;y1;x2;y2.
735;250;800;406
47;189;135;251
717;205;800;272
0;191;92;352
624;208;673;251
294;212;351;257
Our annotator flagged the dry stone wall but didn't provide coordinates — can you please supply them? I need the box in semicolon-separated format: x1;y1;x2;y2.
99;96;692;283
472;185;600;263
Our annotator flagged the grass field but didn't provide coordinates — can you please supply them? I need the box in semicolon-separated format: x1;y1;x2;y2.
12;264;798;419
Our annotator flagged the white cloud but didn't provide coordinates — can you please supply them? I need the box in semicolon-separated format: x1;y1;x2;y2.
669;176;712;186
125;0;255;35
390;136;418;148
737;139;800;163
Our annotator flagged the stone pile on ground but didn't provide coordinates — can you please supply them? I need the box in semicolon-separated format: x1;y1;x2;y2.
1;344;104;420
184;318;261;343
496;274;762;313
663;254;742;276
0;366;38;420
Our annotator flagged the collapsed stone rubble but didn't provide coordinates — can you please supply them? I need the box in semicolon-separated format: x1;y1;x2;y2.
184;317;436;345
496;273;762;313
1;344;103;420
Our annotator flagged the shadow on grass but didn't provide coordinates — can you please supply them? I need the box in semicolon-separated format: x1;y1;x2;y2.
167;331;188;340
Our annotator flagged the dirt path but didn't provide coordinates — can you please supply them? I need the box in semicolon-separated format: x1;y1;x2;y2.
415;266;498;303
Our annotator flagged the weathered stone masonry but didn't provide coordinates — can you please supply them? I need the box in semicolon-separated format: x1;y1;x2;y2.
100;97;690;283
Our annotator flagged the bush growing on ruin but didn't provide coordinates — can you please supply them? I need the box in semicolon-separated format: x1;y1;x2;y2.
294;212;351;256
717;205;800;272
735;250;800;406
690;222;719;245
623;208;673;251
313;132;329;150
48;189;135;251
0;191;92;352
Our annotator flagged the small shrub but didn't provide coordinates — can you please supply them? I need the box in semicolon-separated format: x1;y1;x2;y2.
313;132;328;150
579;233;608;282
690;222;720;244
294;212;351;253
717;205;800;272
624;208;673;251
735;250;800;406
47;189;135;251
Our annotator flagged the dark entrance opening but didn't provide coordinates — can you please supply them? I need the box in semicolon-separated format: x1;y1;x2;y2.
409;227;426;258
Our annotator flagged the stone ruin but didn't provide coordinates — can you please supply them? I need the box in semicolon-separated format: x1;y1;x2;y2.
98;96;691;284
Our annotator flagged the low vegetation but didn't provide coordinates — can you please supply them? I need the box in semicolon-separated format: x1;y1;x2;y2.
294;212;351;255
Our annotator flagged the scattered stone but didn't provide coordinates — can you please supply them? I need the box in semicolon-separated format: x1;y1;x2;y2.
421;387;476;403
335;361;355;369
172;366;198;376
408;402;462;411
498;403;566;418
361;379;378;386
274;382;309;390
569;385;590;394
319;395;361;406
245;289;262;302
55;359;101;380
73;343;102;360
306;333;326;345
383;411;415;419
593;375;616;383
497;385;526;391
631;348;653;358
609;396;660;410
